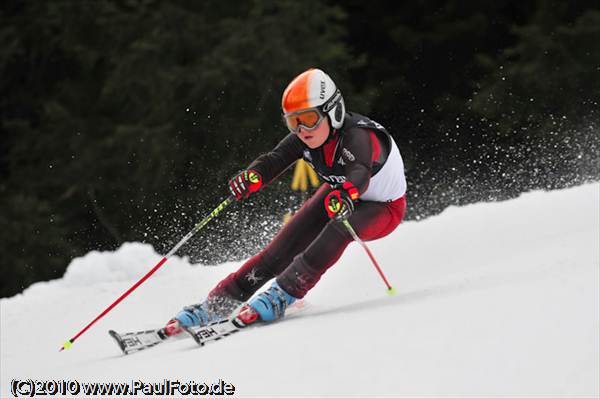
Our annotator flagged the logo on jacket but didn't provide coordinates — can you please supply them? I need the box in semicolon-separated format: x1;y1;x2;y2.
357;119;385;130
337;157;346;166
342;148;356;162
320;174;347;184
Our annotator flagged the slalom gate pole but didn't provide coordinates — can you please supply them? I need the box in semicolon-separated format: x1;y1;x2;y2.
59;196;235;351
342;219;396;296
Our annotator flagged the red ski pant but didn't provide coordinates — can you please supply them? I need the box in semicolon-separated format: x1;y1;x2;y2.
211;184;406;300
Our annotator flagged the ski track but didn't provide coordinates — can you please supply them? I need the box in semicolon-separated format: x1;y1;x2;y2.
1;183;599;398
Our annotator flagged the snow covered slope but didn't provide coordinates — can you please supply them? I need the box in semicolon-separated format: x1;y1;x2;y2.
1;183;599;398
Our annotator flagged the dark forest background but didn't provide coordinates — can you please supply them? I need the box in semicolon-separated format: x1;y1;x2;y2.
1;0;599;298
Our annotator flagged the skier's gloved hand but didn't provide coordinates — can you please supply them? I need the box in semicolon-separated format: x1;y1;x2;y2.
229;169;263;200
324;183;359;220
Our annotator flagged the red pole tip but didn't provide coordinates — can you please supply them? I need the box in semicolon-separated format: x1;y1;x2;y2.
59;339;73;352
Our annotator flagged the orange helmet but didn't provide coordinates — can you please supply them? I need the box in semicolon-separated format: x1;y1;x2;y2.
281;68;346;129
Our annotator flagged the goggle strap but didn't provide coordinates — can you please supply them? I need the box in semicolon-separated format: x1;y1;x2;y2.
322;89;342;113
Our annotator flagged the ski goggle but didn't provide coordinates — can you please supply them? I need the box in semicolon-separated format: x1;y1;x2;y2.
283;108;325;134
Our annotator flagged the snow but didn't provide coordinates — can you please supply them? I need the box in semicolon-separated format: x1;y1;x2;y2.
1;183;599;398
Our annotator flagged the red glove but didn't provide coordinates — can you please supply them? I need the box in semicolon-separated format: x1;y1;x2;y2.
324;182;359;220
229;170;263;200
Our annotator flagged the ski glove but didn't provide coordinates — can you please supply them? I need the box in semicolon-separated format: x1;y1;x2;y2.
229;170;263;200
324;183;359;220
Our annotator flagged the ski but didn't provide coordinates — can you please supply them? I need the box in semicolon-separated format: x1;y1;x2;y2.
183;300;308;347
182;318;245;346
108;328;169;355
110;300;307;353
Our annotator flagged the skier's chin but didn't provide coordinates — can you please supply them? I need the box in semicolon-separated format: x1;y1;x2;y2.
298;117;330;148
301;136;327;149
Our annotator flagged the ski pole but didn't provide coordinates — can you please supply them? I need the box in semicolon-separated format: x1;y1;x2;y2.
342;219;396;296
59;196;235;351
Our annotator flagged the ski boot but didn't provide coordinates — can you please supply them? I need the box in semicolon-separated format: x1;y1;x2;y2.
236;281;298;326
164;295;243;336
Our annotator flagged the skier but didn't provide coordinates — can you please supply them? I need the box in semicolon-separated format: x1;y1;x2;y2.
164;68;407;335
